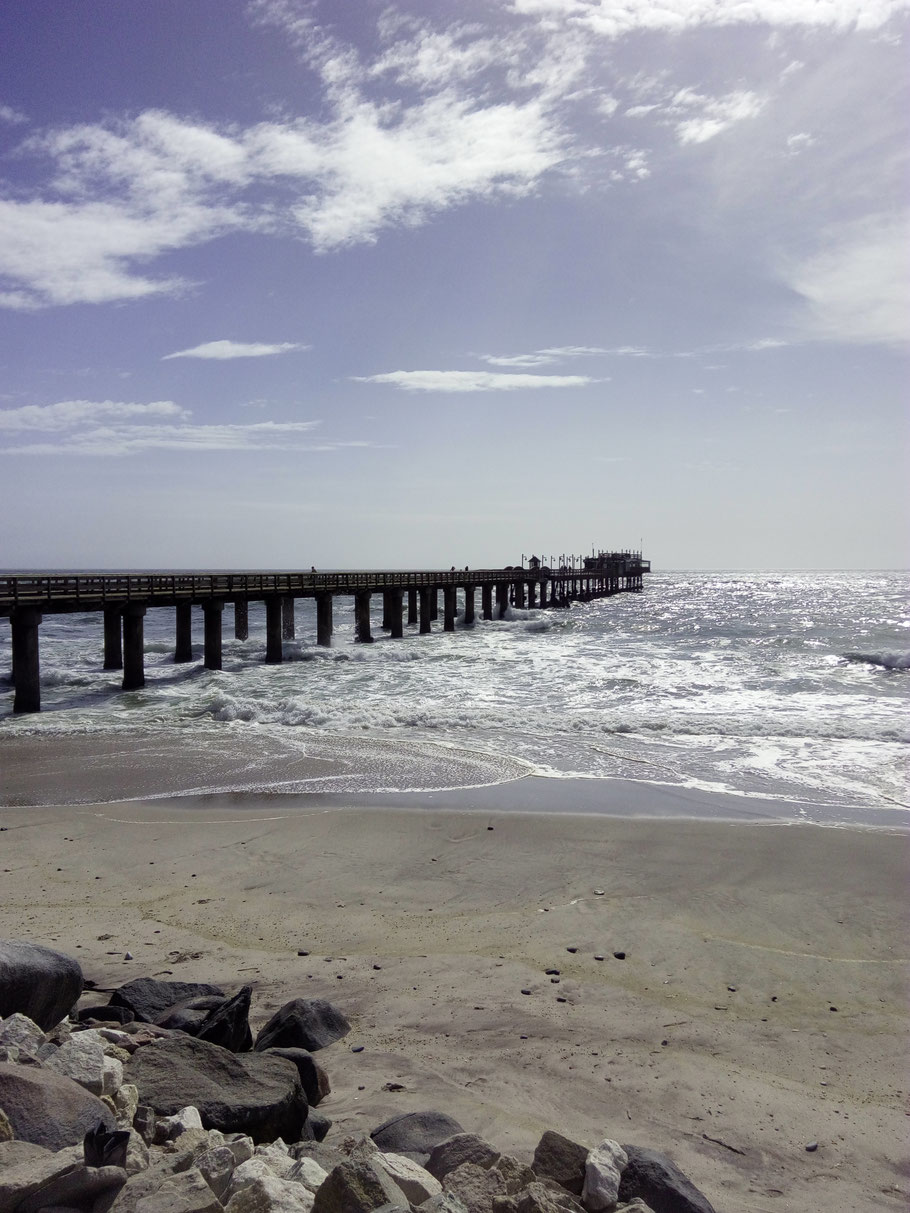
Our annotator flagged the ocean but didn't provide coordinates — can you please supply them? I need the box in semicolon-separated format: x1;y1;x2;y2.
1;570;907;825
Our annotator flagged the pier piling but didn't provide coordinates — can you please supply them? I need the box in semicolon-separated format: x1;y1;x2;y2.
203;601;223;670
103;606;123;670
316;592;333;647
175;602;193;663
265;597;283;664
11;607;41;713
234;600;248;641
122;605;146;691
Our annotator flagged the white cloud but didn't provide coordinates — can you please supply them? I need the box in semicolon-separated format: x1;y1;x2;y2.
785;212;910;345
0;399;188;432
479;344;649;366
353;369;597;391
509;0;910;36
0;104;27;125
666;87;766;144
162;340;307;360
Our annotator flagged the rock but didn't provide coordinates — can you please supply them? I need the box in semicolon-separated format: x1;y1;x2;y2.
426;1133;501;1180
197;986;254;1053
112;1082;140;1130
155;997;226;1035
158;1104;205;1141
261;1049;331;1105
196;1142;237;1201
254;1000;351;1054
303;1110;331;1142
98;1149;198;1213
226;1134;256;1167
493;1181;586;1213
226;1159;316;1210
443;1161;507;1213
532;1131;589;1197
0;1061;117;1151
420;1194;470;1213
45;1030;120;1097
0;1013;47;1057
494;1154;537;1195
370;1111;464;1164
376;1152;442;1202
618;1147;716;1213
0;1105;12;1142
0;941;83;1031
288;1141;346;1172
125;1133;150;1176
108;979;225;1025
615;1202;655;1213
288;1156;329;1194
133;1106;157;1146
78;1004;136;1025
581;1141;627;1212
0;1145;126;1213
311;1158;409;1213
255;1140;297;1179
124;1035;307;1143
132;1165;224;1212
805;1141;818;1152
0;1139;52;1168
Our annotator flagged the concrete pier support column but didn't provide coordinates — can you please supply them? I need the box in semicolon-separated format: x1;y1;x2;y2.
463;585;475;627
551;580;560;606
122;605;146;691
381;590;394;631
234;600;248;641
388;589;404;639
103;606;123;670
11;607;41;713
281;597;295;640
316;592;333;647
443;586;457;632
539;579;548;609
355;591;373;643
407;589;418;626
514;581;525;609
496;582;509;619
175;602;193;663
203;601;224;671
527;581;536;608
481;584;493;621
265;596;283;664
418;587;432;634
430;589;439;620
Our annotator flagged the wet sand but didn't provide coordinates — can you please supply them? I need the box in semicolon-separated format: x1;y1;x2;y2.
0;783;907;1212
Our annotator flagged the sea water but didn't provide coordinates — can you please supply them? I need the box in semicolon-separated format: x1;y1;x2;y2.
1;571;907;823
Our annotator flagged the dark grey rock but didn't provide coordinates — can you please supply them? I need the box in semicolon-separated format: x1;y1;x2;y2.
196;984;253;1052
261;1046;331;1104
371;1110;465;1164
305;1108;333;1142
254;997;351;1053
532;1131;588;1196
618;1146;717;1213
0;1061;117;1151
154;995;225;1034
0;1139;53;1169
311;1157;410;1213
107;978;224;1024
77;1004;135;1025
0;939;83;1030
123;1033;307;1143
426;1133;501;1180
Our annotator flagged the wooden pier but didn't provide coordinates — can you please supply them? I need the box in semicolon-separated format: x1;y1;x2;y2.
1;552;649;713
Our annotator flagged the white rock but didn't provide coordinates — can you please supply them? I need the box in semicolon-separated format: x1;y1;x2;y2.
102;1051;124;1095
254;1141;296;1179
197;1143;238;1201
126;1134;151;1175
158;1105;204;1140
582;1140;628;1212
287;1156;328;1193
225;1165;315;1212
43;1032;107;1095
377;1151;443;1203
113;1081;140;1130
134;1165;223;1213
226;1134;256;1166
0;1013;46;1056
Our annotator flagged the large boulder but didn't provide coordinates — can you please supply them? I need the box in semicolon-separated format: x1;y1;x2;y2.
532;1132;589;1197
426;1133;501;1180
124;1034;307;1143
0;1061;117;1151
370;1111;464;1164
0;940;83;1030
254;999;350;1053
107;978;224;1024
311;1157;410;1213
581;1141;627;1212
618;1146;716;1213
443;1161;507;1213
493;1182;586;1213
0;1146;126;1213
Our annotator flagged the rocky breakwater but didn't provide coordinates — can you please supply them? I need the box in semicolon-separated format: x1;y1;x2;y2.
0;939;717;1213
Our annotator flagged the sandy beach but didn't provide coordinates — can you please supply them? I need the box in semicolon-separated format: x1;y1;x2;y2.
0;769;907;1212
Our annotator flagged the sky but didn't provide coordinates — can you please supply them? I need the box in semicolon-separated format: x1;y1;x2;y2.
0;0;907;571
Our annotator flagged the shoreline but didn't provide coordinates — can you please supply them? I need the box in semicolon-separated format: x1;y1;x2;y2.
0;794;907;1211
1;731;905;831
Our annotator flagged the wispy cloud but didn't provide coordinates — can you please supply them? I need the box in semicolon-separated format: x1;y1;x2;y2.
162;340;307;360
352;369;598;391
478;345;650;367
0;104;27;125
0;399;188;432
